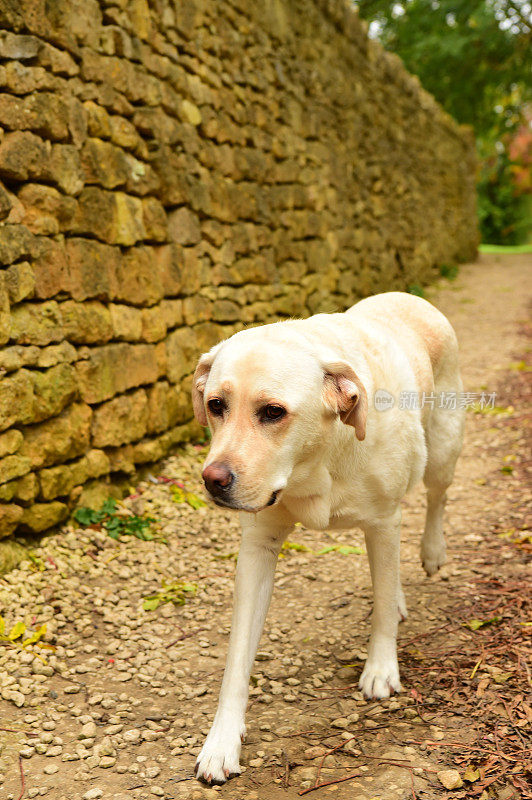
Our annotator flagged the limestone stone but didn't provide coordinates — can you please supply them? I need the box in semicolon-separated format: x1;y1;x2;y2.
0;274;10;346
167;207;201;245
0;454;31;485
4;261;35;303
0;131;50;182
14;472;39;503
31;238;68;299
110;304;143;341
20;501;68;532
180;99;202;126
0;224;34;266
10;301;63;346
19;403;92;469
50;144;84;195
75;343;162;404
64;238;121;302
60;301;113;344
0;504;23;538
18;183;76;235
39;449;110;500
30;363;78;424
165;327;198;384
91;390;148;447
0;429;23;458
71;188;146;246
115;247;164;306
141;307;167;342
0;370;34;431
81;137;130;189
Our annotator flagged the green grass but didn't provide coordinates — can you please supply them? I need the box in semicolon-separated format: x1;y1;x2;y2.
479;243;532;254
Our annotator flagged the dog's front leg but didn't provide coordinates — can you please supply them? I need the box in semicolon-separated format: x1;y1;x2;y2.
195;512;290;784
359;507;402;699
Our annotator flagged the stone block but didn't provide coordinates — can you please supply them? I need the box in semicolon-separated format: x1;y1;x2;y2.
0;454;31;485
0;274;10;346
141;307;167;342
14;472;39;504
60;300;113;344
110;304;142;341
39;449;109;500
155;244;184;297
115;247;164;306
75;343;162;404
31;237;68;299
159;299;183;329
0;504;23;538
64;238;121;301
18;184;77;235
30;363;78;424
71;188;146;246
50;144;84;195
0;370;34;431
20;501;68;532
10;301;63;346
81;137;130;189
0;131;50;182
0;224;34;266
19;403;92;469
0;429;23;458
91;389;148;447
168;207;201;245
142;197;167;242
165;326;198;384
4;261;36;303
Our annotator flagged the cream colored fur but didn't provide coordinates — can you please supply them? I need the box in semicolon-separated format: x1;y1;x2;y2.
192;292;465;784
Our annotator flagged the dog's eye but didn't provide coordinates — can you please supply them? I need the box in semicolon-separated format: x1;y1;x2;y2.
260;404;286;422
207;398;225;416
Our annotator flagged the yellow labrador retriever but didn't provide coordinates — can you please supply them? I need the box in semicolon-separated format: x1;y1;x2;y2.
192;292;464;784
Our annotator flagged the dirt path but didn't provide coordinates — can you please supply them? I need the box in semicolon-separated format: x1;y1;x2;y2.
1;253;530;800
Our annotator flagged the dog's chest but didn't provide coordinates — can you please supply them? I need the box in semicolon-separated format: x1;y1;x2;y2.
282;476;373;531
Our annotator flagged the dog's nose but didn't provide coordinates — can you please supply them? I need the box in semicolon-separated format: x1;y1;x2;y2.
202;462;234;498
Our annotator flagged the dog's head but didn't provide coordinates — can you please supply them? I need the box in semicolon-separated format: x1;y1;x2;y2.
192;324;367;512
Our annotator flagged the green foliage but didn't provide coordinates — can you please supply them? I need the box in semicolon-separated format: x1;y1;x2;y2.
74;497;155;541
439;263;459;280
407;283;425;297
477;141;531;244
142;580;197;611
356;0;532;244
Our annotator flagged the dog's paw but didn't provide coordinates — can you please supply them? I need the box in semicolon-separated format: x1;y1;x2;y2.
421;541;446;576
195;722;244;785
359;658;402;699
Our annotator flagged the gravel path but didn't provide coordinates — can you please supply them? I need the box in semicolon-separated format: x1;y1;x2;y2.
0;253;530;800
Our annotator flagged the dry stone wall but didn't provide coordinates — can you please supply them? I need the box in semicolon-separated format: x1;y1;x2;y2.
0;0;477;536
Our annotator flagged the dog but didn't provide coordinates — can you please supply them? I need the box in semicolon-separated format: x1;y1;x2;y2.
192;291;464;784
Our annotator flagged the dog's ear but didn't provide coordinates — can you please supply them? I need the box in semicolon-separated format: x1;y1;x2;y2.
192;343;223;426
322;361;368;441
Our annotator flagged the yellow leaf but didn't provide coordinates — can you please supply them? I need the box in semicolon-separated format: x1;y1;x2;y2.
0;615;5;636
22;624;47;648
8;621;26;641
463;765;481;782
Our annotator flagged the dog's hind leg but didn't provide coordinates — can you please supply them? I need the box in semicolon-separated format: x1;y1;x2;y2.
359;506;403;699
195;509;292;785
421;385;465;576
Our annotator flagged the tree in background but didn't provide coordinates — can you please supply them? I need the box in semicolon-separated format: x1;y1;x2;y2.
355;0;532;243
